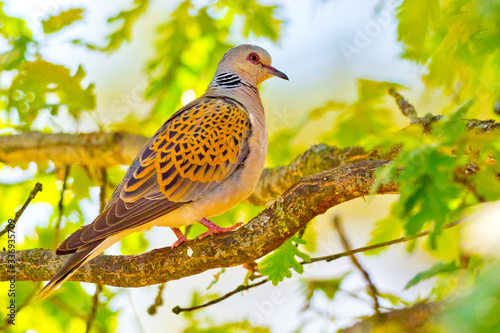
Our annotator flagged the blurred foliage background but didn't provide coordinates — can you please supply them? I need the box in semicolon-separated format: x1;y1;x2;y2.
1;0;500;332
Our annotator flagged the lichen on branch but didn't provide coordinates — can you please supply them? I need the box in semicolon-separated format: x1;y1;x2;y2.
0;160;397;287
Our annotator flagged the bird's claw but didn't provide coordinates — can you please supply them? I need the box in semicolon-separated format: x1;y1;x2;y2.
196;222;244;240
171;220;243;247
171;227;190;248
171;237;189;248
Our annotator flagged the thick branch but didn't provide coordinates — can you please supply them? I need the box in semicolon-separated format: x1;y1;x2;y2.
0;131;147;168
248;145;399;205
0;160;397;287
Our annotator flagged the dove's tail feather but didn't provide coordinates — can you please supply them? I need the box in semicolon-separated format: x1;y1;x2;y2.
36;239;107;301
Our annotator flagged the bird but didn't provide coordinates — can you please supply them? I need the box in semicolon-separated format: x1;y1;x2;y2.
36;44;288;300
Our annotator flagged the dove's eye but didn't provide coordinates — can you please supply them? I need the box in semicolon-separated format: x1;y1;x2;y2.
247;52;260;64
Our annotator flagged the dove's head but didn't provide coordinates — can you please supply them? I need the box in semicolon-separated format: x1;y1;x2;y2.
215;44;288;87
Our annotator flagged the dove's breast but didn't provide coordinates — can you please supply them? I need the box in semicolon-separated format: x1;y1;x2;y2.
144;98;268;229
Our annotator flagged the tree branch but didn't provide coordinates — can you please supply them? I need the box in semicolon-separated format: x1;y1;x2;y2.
85;284;102;333
0;160;397;287
389;88;500;132
305;219;464;264
340;302;443;333
0;131;147;168
172;279;269;314
247;145;399;205
169;219;464;313
333;216;381;315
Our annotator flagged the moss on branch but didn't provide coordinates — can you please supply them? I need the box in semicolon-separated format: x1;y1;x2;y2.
0;160;397;287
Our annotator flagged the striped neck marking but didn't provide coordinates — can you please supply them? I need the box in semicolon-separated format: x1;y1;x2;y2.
215;73;243;88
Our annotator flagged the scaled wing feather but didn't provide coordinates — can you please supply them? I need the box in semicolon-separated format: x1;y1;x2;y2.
57;97;251;254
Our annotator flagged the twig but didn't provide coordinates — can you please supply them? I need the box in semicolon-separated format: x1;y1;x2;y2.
305;219;464;264
389;89;442;131
170;219;463;314
207;268;226;289
172;279;269;314
333;216;380;315
0;182;43;238
53;166;70;247
85;283;102;333
127;291;146;333
389;89;500;133
388;88;419;123
147;283;166;315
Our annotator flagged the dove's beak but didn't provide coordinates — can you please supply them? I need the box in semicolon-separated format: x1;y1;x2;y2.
264;65;289;80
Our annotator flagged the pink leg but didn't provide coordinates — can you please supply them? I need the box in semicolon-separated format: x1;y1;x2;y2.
196;217;243;240
171;227;189;248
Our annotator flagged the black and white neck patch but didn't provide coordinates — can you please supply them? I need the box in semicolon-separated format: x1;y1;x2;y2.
215;73;243;88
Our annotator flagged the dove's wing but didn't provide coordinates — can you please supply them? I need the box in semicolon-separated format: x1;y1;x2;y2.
57;96;251;254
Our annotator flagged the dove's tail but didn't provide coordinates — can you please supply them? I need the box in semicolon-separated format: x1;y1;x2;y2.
36;238;108;301
36;225;137;301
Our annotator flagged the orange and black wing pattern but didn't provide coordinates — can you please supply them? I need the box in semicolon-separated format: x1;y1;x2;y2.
57;97;251;254
122;97;251;202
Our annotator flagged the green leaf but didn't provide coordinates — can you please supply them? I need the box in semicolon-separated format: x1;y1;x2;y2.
397;0;439;64
390;146;465;248
259;236;311;286
183;320;270;333
405;261;460;290
441;263;500;332
9;60;95;123
0;36;30;71
42;8;84;34
397;0;500;113
0;3;33;72
0;3;32;41
100;0;150;53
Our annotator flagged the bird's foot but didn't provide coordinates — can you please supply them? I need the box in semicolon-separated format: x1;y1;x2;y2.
196;217;243;240
171;227;190;248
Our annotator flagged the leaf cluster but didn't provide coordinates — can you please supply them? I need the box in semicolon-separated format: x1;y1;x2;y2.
397;0;500;114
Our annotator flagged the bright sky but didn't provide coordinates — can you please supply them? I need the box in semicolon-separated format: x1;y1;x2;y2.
4;0;441;332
